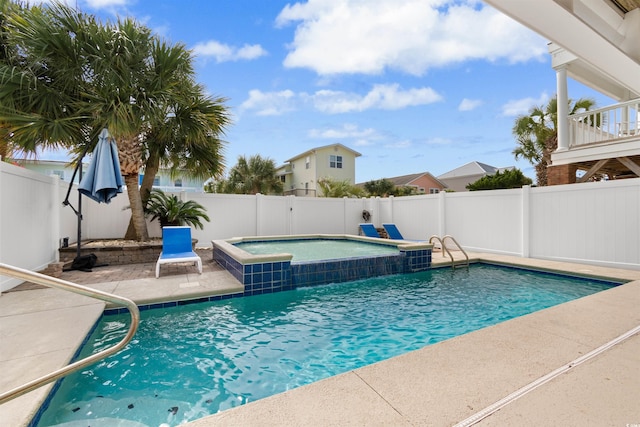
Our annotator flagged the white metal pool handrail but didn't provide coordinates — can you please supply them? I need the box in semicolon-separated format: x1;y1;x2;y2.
442;235;469;269
0;263;140;404
429;235;454;265
429;235;469;269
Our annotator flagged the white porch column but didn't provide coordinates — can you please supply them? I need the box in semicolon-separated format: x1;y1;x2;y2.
556;65;569;151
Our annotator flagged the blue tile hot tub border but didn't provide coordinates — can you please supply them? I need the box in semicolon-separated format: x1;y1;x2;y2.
213;245;431;294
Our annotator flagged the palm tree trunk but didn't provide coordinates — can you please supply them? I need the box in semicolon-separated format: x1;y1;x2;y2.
124;173;149;241
124;150;161;239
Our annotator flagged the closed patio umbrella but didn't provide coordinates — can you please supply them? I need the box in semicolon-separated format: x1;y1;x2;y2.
78;128;124;203
63;128;124;271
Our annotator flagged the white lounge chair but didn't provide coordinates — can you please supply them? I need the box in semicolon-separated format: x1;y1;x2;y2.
155;226;202;278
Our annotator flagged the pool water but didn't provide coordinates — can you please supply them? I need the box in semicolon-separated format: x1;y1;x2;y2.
36;264;617;427
234;238;399;261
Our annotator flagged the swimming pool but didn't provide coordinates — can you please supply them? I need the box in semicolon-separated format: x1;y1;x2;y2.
213;235;432;290
34;264;618;427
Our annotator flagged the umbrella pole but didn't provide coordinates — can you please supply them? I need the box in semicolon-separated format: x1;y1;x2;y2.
63;144;90;260
62;144;101;272
76;162;82;260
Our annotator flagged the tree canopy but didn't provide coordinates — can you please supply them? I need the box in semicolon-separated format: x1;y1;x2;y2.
363;178;418;197
466;168;532;191
512;96;595;186
0;1;230;240
317;177;364;198
209;155;283;195
363;179;396;197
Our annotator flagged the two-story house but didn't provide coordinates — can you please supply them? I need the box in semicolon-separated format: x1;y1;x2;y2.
276;144;361;197
485;0;640;185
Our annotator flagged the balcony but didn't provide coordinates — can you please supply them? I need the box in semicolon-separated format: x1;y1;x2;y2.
552;99;640;180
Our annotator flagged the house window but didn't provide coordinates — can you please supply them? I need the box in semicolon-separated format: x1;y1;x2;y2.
329;155;342;168
429;188;440;194
305;182;309;195
305;156;310;169
174;179;182;187
140;175;160;186
280;175;286;183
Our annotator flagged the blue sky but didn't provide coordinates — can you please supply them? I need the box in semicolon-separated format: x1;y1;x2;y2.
40;0;614;183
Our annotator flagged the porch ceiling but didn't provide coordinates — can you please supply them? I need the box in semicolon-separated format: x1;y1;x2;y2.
574;155;640;179
484;0;640;99
612;0;640;13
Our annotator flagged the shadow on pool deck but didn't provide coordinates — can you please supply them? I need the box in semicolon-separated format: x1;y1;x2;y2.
1;252;639;426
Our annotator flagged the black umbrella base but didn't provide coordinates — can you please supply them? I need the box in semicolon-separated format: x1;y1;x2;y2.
63;254;109;272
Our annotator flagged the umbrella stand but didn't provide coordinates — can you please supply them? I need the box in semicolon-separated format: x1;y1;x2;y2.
62;144;105;272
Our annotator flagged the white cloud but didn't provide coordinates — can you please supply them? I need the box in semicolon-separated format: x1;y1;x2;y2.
192;40;267;62
276;0;547;76
312;84;442;113
353;138;375;147
501;92;549;117
458;98;483;111
384;140;412;149
241;84;441;115
309;123;380;140
239;89;296;116
424;136;453;145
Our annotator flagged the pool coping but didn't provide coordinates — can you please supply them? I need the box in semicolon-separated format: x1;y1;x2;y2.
1;252;638;426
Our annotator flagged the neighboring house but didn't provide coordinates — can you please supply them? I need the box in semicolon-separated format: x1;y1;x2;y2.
276;143;361;197
485;0;640;185
9;159;86;184
360;172;447;194
14;159;205;192
139;168;205;193
438;162;514;192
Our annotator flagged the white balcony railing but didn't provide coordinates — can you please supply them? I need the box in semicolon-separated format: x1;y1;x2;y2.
568;99;639;148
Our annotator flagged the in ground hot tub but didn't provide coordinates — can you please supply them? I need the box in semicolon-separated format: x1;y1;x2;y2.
212;234;432;295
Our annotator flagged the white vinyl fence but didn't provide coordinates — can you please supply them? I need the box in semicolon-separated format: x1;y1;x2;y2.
2;159;639;290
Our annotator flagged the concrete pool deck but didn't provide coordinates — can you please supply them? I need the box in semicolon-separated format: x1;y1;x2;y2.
1;251;639;426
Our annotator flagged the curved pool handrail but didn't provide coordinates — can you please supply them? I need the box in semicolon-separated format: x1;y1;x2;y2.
0;263;140;404
429;235;469;269
442;235;469;269
429;235;454;265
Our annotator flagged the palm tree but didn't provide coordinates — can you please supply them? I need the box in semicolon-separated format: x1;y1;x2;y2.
0;1;91;156
317;177;363;198
144;189;210;229
0;2;230;241
364;179;396;197
512;97;595;186
223;155;283;195
122;51;230;239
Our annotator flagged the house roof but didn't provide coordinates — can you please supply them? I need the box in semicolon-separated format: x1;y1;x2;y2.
387;171;447;188
11;159;79;167
356;171;447;188
284;143;362;163
437;161;512;179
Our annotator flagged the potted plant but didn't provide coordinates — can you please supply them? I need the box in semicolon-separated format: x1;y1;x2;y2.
144;189;210;229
